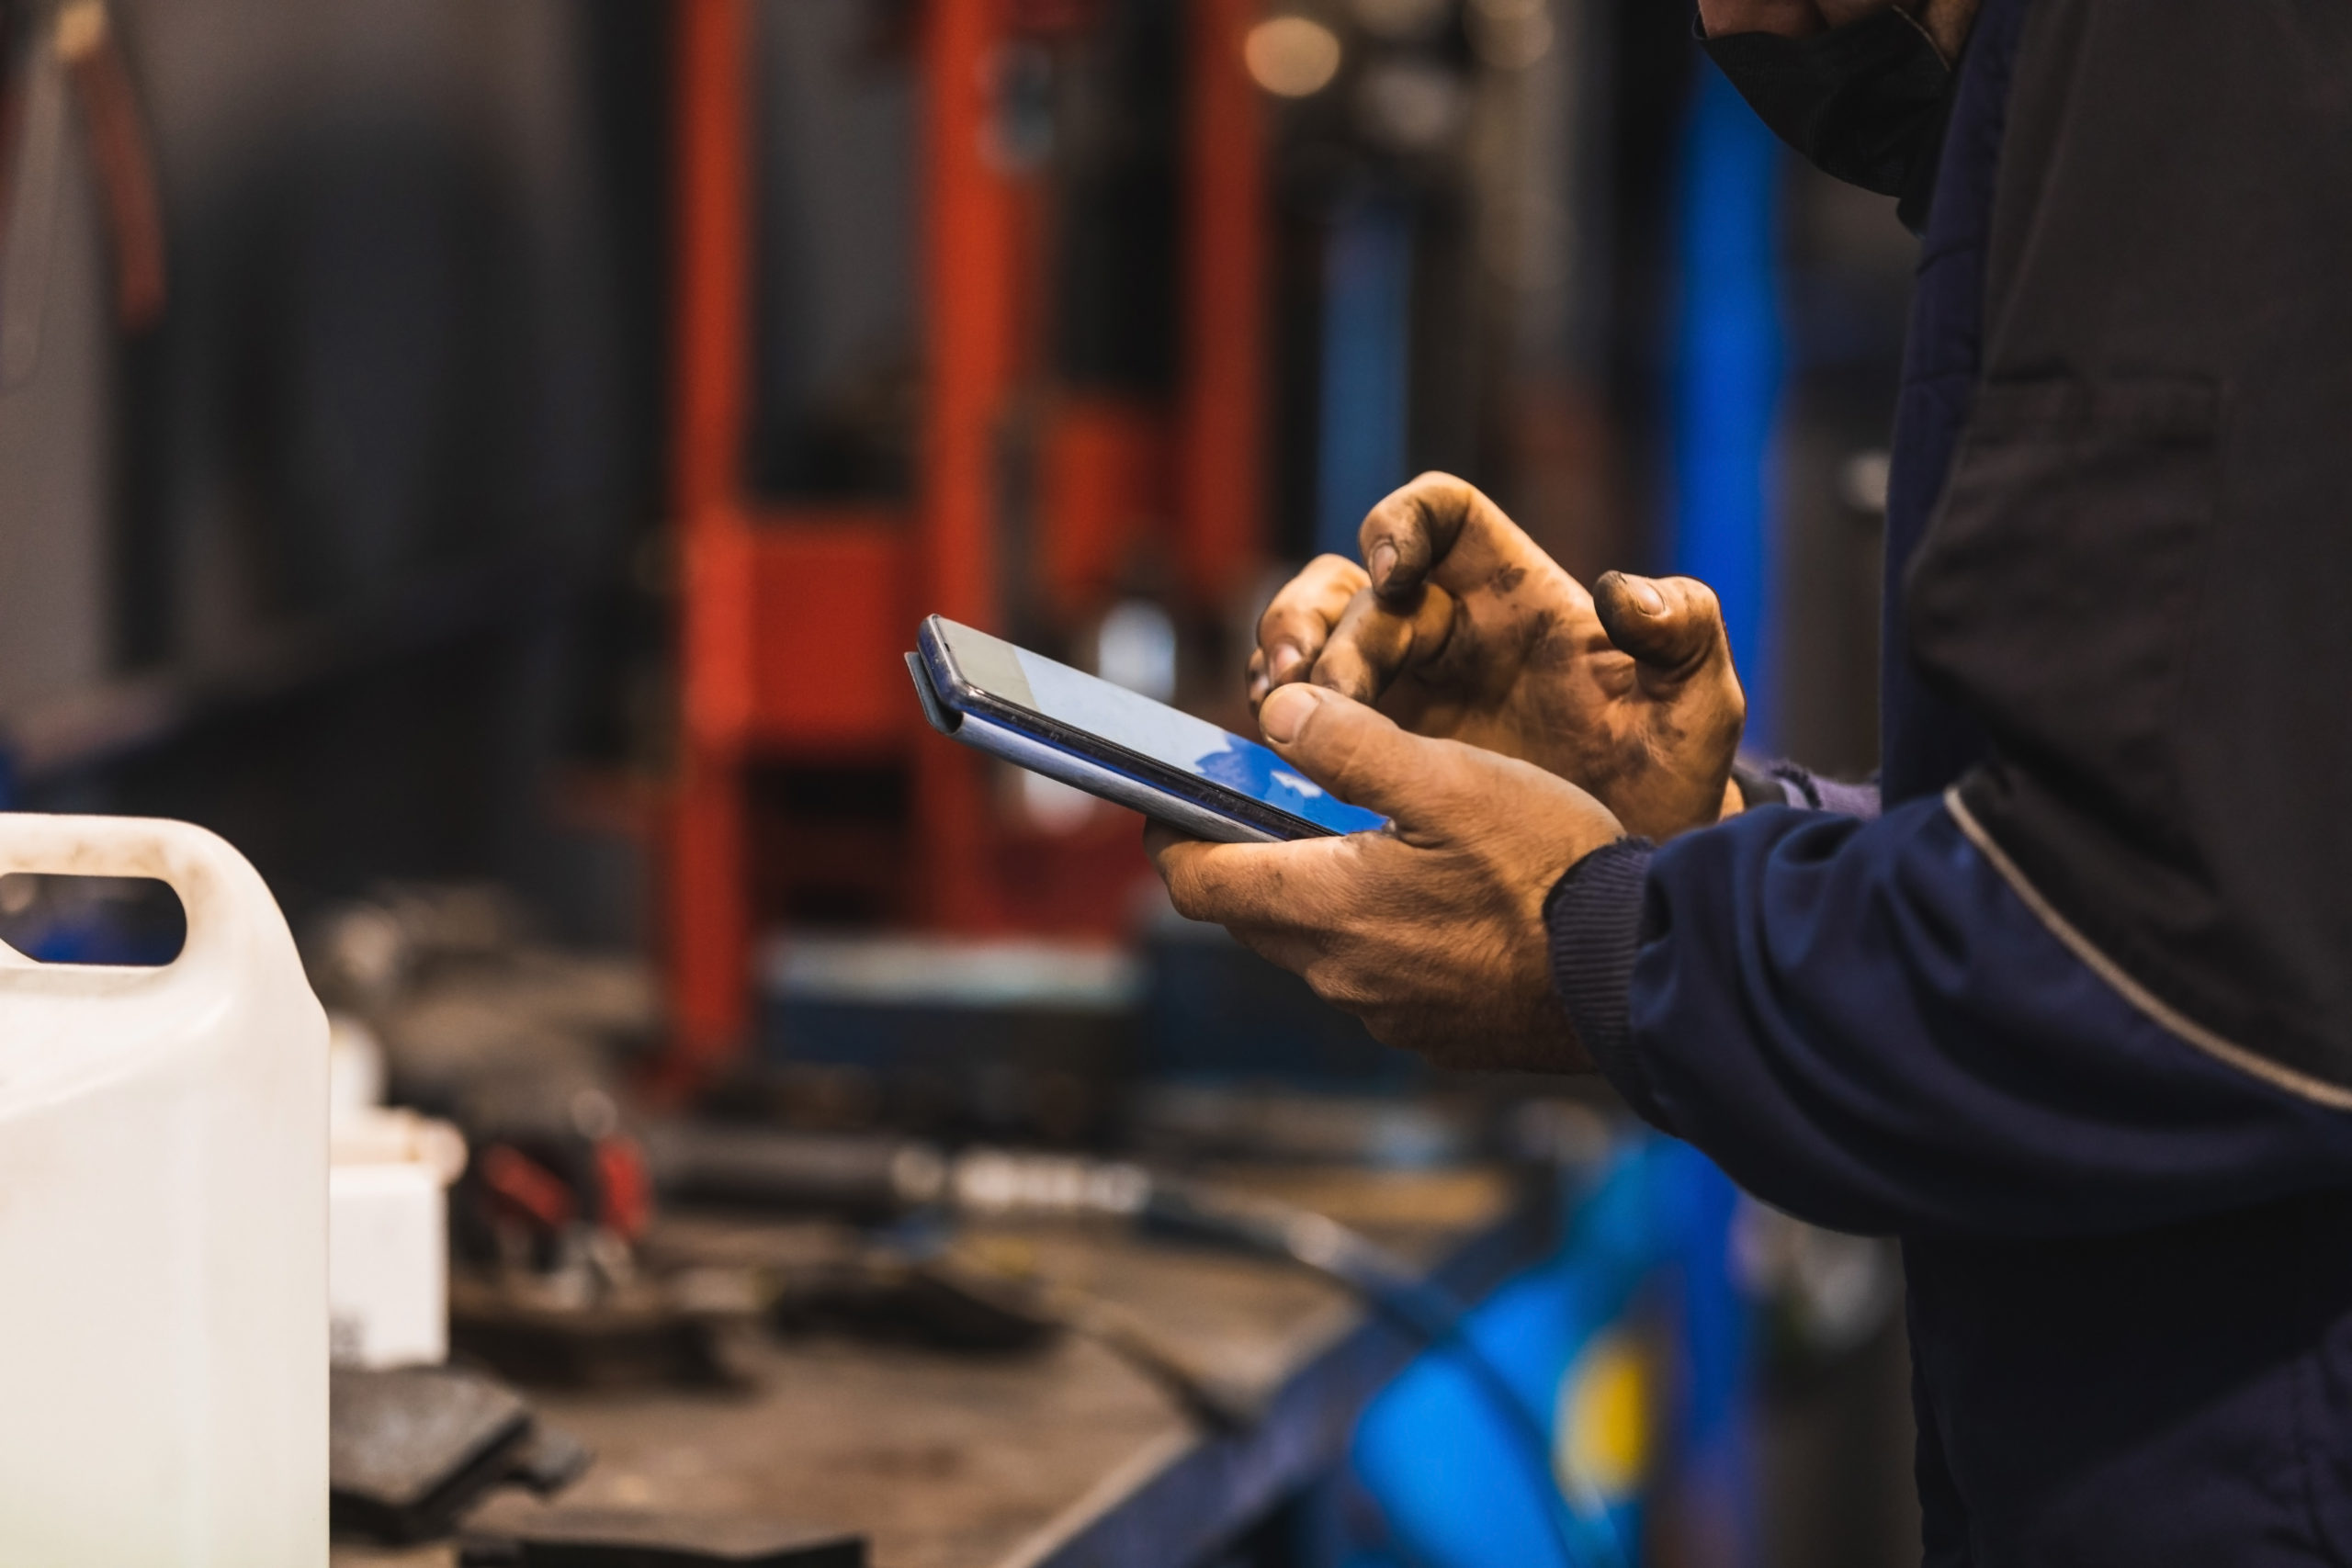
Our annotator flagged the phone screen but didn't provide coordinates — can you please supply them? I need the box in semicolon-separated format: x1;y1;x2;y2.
931;618;1385;836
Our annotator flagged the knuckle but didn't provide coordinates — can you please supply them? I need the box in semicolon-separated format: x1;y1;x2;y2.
1404;470;1469;512
1392;474;1478;556
1258;595;1305;637
1318;665;1374;705
1306;643;1355;688
1372;476;1443;529
1262;558;1364;642
1305;556;1368;602
1667;574;1724;620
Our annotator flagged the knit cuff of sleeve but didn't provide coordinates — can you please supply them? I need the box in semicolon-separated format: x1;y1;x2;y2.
1544;837;1672;1131
1765;761;1883;820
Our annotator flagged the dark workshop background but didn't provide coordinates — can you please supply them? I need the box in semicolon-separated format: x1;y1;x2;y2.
0;0;1918;1563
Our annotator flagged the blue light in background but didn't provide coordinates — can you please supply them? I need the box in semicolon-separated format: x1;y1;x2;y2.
1670;65;1786;750
1348;1138;1751;1568
1317;197;1416;561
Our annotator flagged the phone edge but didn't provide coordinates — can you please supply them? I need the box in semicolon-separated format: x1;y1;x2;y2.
918;617;1345;842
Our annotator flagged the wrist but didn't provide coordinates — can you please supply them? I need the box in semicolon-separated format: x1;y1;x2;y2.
1544;838;1669;1120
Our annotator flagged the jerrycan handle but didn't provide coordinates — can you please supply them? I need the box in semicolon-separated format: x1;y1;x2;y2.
0;813;268;977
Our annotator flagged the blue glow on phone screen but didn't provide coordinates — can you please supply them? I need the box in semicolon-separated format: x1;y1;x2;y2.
1015;651;1387;836
1194;737;1387;836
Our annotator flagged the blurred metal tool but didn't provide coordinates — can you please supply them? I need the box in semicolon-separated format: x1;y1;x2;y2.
642;1122;1159;1224
458;1505;864;1567
644;1122;1618;1473
641;1122;947;1221
54;0;162;327
448;1090;772;1389
330;1364;590;1545
931;1238;1261;1430
0;0;164;387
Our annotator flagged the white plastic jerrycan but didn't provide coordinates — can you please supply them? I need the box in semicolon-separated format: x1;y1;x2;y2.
0;815;328;1565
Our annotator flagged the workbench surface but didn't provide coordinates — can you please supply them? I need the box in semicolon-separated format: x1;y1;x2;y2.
333;1164;1552;1568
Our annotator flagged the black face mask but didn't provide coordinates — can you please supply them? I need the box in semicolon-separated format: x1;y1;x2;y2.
1701;6;1958;231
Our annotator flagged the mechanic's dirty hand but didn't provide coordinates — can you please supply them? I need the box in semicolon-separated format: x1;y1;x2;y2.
1148;682;1623;1071
1248;472;1743;841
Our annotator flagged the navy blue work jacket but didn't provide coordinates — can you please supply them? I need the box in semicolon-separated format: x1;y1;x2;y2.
1547;1;2352;1561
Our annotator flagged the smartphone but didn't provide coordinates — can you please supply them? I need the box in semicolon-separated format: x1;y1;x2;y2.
908;615;1386;844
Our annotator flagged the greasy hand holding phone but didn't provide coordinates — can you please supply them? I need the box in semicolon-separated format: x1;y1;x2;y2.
907;616;1388;844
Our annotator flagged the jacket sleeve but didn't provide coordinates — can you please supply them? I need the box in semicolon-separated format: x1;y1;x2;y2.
1547;798;2352;1240
1746;760;1881;820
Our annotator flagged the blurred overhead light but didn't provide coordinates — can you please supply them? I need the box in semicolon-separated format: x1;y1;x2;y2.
1350;0;1450;43
1468;0;1554;69
1356;58;1466;152
1839;449;1893;515
1246;16;1344;98
1017;769;1098;833
1097;599;1180;702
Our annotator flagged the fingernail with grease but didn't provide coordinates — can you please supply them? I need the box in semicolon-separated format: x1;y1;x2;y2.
1260;683;1323;745
1628;577;1666;615
1368;541;1397;586
1267;640;1305;682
